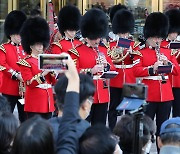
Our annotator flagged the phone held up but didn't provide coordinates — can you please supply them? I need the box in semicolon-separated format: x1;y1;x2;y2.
38;54;68;71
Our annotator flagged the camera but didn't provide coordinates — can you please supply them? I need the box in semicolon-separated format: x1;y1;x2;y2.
116;83;148;113
38;54;68;70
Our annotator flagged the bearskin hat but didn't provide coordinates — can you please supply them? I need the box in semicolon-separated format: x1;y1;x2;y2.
165;9;180;34
80;8;108;40
4;10;27;39
20;17;50;54
109;4;127;23
144;12;169;39
58;5;81;35
112;9;134;34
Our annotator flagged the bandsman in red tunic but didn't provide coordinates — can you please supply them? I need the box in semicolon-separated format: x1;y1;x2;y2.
72;8;115;125
51;5;81;58
133;12;179;151
0;10;27;122
107;9;141;130
161;9;180;117
18;17;55;119
108;4;127;41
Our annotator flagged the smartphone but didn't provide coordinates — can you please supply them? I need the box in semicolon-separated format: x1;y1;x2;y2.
169;42;180;49
38;54;68;70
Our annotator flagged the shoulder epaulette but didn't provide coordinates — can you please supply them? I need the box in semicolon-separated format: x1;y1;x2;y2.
133;41;141;49
0;65;6;71
0;44;6;53
131;50;143;57
51;42;62;49
171;49;178;56
17;59;31;67
68;43;83;57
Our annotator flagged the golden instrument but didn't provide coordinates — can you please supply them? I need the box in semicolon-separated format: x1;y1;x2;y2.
19;81;26;97
107;46;129;64
155;42;166;84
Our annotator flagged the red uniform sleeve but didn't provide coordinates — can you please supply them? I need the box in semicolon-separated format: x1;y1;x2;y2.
170;54;180;76
133;55;150;77
0;49;15;77
20;65;42;88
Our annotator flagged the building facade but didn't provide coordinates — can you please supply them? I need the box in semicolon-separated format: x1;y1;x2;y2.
0;0;179;44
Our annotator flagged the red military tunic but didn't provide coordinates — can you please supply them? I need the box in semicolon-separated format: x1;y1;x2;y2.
72;43;115;104
108;40;140;88
18;56;55;113
51;37;81;57
133;46;179;102
0;42;26;95
161;40;180;87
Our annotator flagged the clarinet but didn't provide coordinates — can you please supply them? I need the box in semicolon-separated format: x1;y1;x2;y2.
95;46;109;72
155;42;166;84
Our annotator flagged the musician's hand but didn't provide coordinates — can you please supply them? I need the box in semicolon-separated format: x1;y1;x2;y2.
127;46;133;54
91;64;104;74
41;70;51;76
153;61;163;72
159;54;168;65
17;73;23;82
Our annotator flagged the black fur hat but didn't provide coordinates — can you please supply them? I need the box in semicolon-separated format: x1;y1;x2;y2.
109;4;127;23
20;17;50;54
80;8;108;40
144;12;169;39
4;10;27;39
165;9;180;34
58;5;81;36
112;9;134;34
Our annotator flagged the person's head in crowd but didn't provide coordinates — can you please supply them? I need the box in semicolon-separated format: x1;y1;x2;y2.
158;117;180;151
0;95;11;113
109;4;127;23
165;9;180;41
12;115;54;154
20;16;50;55
30;9;41;17
4;10;27;44
144;12;169;47
80;8;108;48
58;5;81;39
112;9;134;38
0;112;19;154
55;73;95;119
113;114;155;154
79;124;121;154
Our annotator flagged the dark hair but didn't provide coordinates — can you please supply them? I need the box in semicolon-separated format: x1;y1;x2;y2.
113;114;155;153
55;73;95;111
160;123;180;145
12;115;54;154
0;95;11;113
79;124;116;154
0;112;19;154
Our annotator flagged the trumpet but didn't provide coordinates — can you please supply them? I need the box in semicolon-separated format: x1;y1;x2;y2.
155;42;166;84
